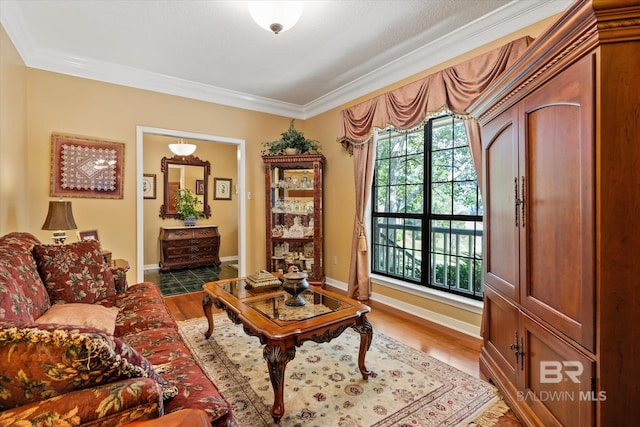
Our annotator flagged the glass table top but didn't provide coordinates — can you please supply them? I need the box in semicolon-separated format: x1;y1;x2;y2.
216;279;350;323
217;279;283;299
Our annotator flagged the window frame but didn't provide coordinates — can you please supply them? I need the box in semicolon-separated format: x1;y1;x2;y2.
369;115;484;302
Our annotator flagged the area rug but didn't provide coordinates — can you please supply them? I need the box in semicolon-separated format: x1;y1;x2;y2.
177;315;509;427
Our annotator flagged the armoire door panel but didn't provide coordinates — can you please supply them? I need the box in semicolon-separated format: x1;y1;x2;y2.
521;57;595;352
520;314;595;427
482;109;519;301
482;287;519;385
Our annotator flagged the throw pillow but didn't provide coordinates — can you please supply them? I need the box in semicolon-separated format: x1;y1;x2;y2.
35;303;120;335
0;324;178;410
33;240;115;304
0;232;52;320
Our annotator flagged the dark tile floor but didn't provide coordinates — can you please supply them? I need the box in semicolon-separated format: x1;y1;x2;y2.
144;263;238;296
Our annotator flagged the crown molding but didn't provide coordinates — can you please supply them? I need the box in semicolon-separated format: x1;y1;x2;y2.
301;0;573;118
31;53;306;119
1;0;571;120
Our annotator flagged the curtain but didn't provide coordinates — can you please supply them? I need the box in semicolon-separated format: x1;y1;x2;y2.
348;142;375;300
338;36;533;300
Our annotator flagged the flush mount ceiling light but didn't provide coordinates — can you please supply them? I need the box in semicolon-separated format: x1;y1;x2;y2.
248;1;303;34
169;138;196;156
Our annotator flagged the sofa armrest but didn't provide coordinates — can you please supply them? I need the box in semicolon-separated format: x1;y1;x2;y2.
0;323;178;411
0;378;162;427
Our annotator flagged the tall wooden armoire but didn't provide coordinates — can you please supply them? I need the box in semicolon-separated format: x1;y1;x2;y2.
468;0;640;425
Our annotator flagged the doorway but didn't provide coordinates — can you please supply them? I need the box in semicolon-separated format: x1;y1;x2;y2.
135;126;247;282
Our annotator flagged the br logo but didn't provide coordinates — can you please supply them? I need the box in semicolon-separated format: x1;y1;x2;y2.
540;361;583;383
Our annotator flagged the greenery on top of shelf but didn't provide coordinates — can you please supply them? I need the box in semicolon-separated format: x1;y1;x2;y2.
262;119;320;155
174;188;203;219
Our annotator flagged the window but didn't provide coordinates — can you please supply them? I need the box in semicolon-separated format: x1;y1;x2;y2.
371;115;484;300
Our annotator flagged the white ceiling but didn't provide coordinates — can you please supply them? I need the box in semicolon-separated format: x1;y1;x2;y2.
0;0;572;119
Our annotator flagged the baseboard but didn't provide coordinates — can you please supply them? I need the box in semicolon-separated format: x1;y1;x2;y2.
324;277;482;342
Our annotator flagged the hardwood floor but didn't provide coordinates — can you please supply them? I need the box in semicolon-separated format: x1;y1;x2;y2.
164;290;521;426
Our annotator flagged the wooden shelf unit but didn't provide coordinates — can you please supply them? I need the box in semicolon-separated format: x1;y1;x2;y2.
263;154;325;285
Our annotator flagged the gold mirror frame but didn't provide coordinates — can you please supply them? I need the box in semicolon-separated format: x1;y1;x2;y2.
160;155;211;219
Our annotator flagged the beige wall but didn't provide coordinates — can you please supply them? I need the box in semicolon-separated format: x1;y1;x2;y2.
142;134;238;266
1;15;557;334
27;72;291;282
0;25;29;233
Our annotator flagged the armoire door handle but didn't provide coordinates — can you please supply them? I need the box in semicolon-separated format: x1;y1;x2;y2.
520;176;525;228
514;177;520;227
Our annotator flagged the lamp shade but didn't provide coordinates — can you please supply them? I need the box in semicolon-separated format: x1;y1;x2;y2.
41;201;77;231
248;1;303;34
169;138;196;156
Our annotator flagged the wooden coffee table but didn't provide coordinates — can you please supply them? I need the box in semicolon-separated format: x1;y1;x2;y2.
202;278;373;422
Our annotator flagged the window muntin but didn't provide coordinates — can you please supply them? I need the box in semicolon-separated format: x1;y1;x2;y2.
371;115;483;300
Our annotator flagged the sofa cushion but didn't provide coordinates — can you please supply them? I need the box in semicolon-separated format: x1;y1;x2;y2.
97;282;178;337
33;240;116;304
120;327;232;422
0;323;178;411
0;233;51;320
35;303;120;335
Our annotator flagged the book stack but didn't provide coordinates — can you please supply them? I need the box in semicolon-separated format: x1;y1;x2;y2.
246;270;282;288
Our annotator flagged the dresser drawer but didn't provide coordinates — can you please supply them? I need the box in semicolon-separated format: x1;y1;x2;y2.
168;253;218;263
161;229;196;240
160;226;219;240
167;238;217;248
166;245;215;257
194;227;218;238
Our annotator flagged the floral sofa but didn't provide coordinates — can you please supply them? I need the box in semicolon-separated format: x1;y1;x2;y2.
0;232;234;426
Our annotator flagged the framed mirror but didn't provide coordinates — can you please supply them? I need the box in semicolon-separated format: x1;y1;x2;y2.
160;155;211;219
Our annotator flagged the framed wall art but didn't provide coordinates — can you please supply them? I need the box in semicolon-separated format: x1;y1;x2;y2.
143;174;156;199
196;179;205;195
78;230;99;241
50;133;125;199
214;178;232;200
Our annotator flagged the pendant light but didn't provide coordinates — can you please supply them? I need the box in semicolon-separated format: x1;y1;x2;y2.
169;138;196;156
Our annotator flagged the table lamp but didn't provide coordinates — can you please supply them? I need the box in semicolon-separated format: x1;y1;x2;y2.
41;200;78;244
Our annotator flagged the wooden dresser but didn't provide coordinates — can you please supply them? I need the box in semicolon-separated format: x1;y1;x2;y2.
159;226;221;271
468;0;639;425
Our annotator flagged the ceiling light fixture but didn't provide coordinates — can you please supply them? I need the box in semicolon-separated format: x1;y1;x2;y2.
248;1;303;35
169;138;196;156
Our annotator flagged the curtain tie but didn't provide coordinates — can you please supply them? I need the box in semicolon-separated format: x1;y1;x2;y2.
358;221;368;253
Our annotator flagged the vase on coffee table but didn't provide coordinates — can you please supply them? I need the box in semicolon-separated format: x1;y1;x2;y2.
282;267;309;306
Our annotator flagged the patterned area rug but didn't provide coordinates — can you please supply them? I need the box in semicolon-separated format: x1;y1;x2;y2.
177;316;509;427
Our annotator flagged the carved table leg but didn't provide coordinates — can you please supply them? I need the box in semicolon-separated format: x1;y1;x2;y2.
263;342;296;423
202;294;215;338
352;315;373;379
